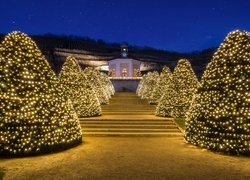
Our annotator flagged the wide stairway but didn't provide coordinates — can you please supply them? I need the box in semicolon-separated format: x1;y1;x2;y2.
80;92;182;136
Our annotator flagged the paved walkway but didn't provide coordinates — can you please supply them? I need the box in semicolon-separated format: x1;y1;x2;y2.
1;93;249;179
0;137;249;180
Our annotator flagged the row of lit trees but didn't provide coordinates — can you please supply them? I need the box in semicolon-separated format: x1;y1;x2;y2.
59;57;101;117
137;71;159;100
0;32;114;156
156;59;199;117
137;30;250;155
137;59;199;118
59;57;114;117
83;67;114;104
185;30;250;155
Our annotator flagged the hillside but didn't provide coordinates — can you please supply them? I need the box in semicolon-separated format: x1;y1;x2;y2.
0;33;216;78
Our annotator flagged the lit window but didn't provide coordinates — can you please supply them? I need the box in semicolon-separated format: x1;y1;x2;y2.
133;68;140;77
122;68;127;77
111;68;116;77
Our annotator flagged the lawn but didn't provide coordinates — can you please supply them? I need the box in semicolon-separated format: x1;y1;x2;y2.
174;118;186;130
0;167;4;180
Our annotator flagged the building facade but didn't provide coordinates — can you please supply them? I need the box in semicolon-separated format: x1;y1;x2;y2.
108;45;141;78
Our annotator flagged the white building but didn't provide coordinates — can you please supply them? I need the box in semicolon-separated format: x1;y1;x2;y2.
108;45;141;78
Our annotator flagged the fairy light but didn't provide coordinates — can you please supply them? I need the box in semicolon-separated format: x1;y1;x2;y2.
136;74;147;96
0;32;82;156
150;66;172;104
185;30;250;155
156;59;199;117
59;56;102;117
136;71;159;100
100;72;115;96
83;67;114;105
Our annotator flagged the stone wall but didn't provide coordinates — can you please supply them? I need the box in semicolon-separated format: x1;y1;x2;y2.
111;79;141;92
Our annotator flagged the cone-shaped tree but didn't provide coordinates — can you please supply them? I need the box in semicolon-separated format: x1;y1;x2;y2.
101;72;115;96
156;59;199;117
136;74;147;97
140;72;151;99
99;72;113;98
150;66;172;104
185;30;250;155
0;32;82;156
155;83;175;117
172;59;199;117
59;56;102;117
83;67;109;104
141;71;159;100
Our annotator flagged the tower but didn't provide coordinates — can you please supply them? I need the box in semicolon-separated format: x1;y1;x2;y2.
121;44;128;58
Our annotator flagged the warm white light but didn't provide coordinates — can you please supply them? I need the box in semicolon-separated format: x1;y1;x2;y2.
185;30;250;155
0;32;82;156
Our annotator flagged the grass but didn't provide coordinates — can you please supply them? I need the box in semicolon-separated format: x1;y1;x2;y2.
0;167;5;180
174;118;186;130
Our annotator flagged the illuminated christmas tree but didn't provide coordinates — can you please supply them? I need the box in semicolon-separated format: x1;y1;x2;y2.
99;72;115;98
185;30;250;155
101;72;115;96
172;59;199;117
155;84;175;117
83;67;110;104
140;71;159;100
136;74;147;97
156;59;199;117
0;32;82;156
59;56;102;117
150;66;172;104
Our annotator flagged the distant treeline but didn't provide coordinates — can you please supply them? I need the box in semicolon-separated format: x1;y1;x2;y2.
0;33;217;78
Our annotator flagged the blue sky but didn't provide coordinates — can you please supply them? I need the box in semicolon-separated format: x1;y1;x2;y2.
1;0;250;52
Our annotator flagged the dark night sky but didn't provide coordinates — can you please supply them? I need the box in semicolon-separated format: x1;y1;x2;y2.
1;0;250;52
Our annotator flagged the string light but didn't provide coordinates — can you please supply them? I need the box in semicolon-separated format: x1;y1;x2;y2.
59;56;102;117
150;66;172;104
185;30;250;155
136;74;147;96
156;59;199;117
136;71;159;100
83;67;114;104
0;32;82;156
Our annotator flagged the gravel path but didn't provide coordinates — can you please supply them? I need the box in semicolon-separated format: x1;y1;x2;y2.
0;137;249;180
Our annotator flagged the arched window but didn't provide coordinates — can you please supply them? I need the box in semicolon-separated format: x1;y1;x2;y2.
122;68;127;77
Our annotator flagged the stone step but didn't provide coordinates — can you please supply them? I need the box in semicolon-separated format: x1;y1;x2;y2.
109;97;147;99
83;128;180;132
82;132;183;137
81;123;177;127
109;100;149;102
80;119;173;123
80;92;183;137
109;96;144;98
112;94;138;96
102;107;155;111
109;99;146;100
110;97;141;99
79;116;172;121
101;105;155;107
102;105;155;107
106;104;151;106
101;110;155;112
103;112;155;115
104;103;152;105
101;107;155;110
102;109;155;114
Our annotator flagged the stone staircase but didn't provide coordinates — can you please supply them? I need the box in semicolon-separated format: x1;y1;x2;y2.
80;92;183;136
